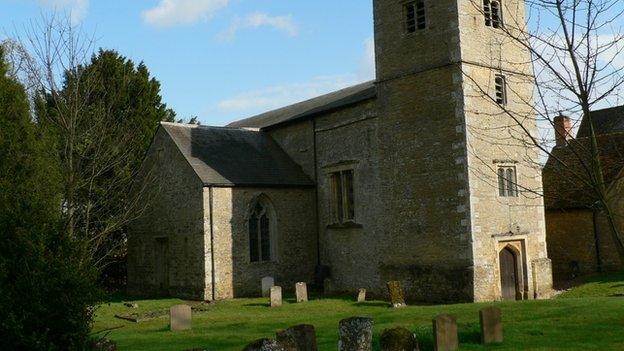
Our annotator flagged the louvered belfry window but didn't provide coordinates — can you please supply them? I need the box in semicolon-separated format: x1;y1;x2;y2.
330;169;355;224
405;1;426;33
484;0;503;28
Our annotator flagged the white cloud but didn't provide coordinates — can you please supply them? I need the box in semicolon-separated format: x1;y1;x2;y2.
358;36;376;80
220;12;298;41
215;38;377;122
218;75;359;114
142;0;229;27
39;0;89;24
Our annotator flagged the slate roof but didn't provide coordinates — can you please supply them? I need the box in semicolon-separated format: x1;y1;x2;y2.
227;81;377;129
543;133;624;209
577;105;624;137
161;123;313;187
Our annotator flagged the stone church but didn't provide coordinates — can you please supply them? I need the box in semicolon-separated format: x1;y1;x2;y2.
128;0;553;303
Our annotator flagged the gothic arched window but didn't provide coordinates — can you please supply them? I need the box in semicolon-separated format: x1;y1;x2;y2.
248;198;274;262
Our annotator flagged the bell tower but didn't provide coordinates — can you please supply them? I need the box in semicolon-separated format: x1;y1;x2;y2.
372;0;552;302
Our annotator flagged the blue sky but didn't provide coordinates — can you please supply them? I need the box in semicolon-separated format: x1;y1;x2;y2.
0;0;375;126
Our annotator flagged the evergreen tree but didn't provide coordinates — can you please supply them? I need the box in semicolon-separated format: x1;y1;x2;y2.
0;47;101;350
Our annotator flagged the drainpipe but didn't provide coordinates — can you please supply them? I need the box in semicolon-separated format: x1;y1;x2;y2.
592;209;603;272
209;186;217;300
313;119;321;267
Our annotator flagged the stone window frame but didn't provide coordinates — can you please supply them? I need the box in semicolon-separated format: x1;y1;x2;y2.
494;74;508;105
496;164;519;198
403;0;427;34
483;0;504;28
324;161;359;227
247;194;278;264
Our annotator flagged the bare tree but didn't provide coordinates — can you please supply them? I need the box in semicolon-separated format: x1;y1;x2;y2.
463;0;624;259
6;14;160;270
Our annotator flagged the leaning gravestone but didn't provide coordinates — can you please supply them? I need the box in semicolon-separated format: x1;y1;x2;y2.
380;327;419;351
170;304;192;331
357;288;367;303
480;307;503;344
296;282;308;302
242;338;295;351
276;324;318;351
433;314;458;351
270;286;283;307
338;317;374;351
262;276;275;297
386;281;407;308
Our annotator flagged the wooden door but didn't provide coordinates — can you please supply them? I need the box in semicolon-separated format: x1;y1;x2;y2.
499;247;518;301
155;238;169;295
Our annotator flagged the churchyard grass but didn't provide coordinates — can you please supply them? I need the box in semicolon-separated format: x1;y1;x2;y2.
94;275;624;350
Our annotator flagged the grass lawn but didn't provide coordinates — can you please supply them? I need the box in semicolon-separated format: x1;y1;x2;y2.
94;274;624;350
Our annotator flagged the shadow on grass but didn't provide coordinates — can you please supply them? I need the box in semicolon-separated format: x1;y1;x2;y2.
243;303;270;307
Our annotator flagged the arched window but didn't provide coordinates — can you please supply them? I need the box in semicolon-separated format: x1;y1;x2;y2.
484;0;503;28
248;197;275;263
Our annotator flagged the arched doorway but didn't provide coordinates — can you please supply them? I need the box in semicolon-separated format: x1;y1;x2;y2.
499;246;520;300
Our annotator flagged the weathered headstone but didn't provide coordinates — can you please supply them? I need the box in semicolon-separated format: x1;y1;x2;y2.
433;314;458;351
338;317;374;351
276;324;318;351
480;307;503;344
243;338;293;351
270;286;283;307
357;288;366;303
380;327;419;351
92;338;117;351
262;276;275;297
296;282;308;302
170;304;192;331
386;281;407;308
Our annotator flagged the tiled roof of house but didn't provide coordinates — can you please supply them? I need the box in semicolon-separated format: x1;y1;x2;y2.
227;81;376;129
161;122;313;187
543;132;624;209
577;105;624;137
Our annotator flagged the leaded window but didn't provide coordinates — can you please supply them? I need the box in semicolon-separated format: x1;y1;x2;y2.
498;166;518;197
249;201;272;262
330;169;355;224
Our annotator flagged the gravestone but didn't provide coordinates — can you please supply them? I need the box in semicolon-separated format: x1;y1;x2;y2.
262;276;275;297
170;304;192;331
480;307;503;344
270;286;283;307
338;317;374;351
380;327;419;351
433;314;458;351
386;281;407;308
357;288;366;303
276;324;318;351
296;282;308;302
243;338;295;351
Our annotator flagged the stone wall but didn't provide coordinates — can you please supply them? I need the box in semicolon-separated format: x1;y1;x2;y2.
127;127;207;300
208;187;317;299
458;0;552;301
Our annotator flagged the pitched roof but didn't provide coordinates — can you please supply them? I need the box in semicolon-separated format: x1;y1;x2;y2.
161;123;313;187
543;133;624;209
577;105;624;138
227;81;377;129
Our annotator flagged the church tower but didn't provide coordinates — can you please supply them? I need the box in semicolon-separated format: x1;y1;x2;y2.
373;0;552;302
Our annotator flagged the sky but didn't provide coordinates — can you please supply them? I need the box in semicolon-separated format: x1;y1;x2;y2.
0;0;375;126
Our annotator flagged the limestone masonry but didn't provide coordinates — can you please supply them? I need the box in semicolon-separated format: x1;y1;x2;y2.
128;0;554;302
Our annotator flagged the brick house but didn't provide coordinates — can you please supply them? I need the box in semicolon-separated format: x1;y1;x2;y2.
544;107;624;284
128;0;553;303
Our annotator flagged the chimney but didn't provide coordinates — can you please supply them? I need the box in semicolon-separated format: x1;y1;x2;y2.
554;115;572;147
